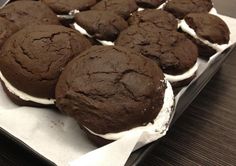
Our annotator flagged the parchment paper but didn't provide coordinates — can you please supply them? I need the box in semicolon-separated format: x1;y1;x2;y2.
0;15;236;166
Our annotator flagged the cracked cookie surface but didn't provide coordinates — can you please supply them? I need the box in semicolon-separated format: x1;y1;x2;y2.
0;25;91;99
0;17;19;48
91;0;138;19
0;1;60;29
56;46;165;134
116;23;198;75
75;10;128;41
42;0;97;14
128;9;177;31
185;13;230;44
164;0;213;19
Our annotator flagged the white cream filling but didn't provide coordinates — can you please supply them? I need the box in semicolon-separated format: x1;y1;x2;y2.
0;71;55;105
73;23;115;46
137;1;167;11
209;7;218;15
164;61;198;83
84;80;174;140
180;20;229;52
157;1;167;9
137;8;144;11
69;9;80;15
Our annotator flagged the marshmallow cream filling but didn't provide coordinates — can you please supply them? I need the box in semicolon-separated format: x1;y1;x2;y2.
84;80;174;140
209;7;218;15
164;61;198;83
0;71;55;105
157;1;167;9
137;1;167;11
180;20;229;52
73;23;115;46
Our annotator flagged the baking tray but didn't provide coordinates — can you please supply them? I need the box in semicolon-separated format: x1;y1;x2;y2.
0;0;235;165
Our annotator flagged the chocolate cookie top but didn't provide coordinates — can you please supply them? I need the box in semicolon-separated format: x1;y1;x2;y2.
185;13;230;44
0;17;18;48
128;9;177;31
56;46;166;134
164;0;213;19
116;23;198;75
136;0;166;8
75;10;128;41
91;0;138;19
0;1;60;29
41;0;97;14
0;25;91;99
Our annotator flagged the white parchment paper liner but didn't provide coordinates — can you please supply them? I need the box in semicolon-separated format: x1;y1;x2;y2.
0;15;236;166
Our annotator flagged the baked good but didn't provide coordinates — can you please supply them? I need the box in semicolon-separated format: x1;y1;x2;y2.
164;0;213;19
91;0;138;19
136;0;166;8
116;23;198;87
179;13;230;58
55;46;174;145
74;10;128;41
0;25;91;106
128;9;178;31
41;0;97;14
0;1;60;29
0;17;19;48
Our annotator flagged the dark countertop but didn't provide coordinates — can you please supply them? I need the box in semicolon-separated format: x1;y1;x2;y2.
0;0;236;166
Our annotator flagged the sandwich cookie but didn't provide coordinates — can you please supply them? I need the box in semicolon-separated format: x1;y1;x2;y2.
41;0;97;15
55;46;175;145
128;9;178;31
0;25;91;106
179;13;230;58
164;0;214;19
91;0;138;19
116;22;199;87
0;1;60;29
73;10;128;46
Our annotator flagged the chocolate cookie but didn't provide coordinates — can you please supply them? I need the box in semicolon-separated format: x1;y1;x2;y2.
56;46;173;144
164;0;213;19
116;23;198;75
136;0;166;8
185;13;230;44
116;23;198;87
0;17;19;48
0;25;91;106
180;13;230;58
74;10;128;41
91;0;138;19
0;1;60;29
128;9;178;31
41;0;97;14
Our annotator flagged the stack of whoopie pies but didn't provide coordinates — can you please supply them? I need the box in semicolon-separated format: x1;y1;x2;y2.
0;0;230;146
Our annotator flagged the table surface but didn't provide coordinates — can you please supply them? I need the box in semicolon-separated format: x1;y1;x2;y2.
0;0;236;166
